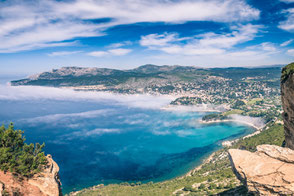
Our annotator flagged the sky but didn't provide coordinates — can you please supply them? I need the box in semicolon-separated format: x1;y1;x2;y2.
0;0;294;74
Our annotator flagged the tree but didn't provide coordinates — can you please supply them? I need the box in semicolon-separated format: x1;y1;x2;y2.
0;123;47;177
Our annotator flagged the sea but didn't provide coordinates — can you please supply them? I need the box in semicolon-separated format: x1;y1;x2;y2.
0;76;254;194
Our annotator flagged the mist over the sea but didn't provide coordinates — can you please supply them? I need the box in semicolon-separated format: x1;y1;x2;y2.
0;81;255;194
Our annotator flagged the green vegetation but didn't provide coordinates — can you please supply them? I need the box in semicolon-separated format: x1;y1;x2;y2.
0;123;47;177
202;113;228;121
281;62;294;83
247;98;263;106
222;109;244;116
232;100;246;109
231;123;284;152
69;123;284;196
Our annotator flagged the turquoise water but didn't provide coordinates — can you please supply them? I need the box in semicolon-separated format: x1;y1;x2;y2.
0;79;254;194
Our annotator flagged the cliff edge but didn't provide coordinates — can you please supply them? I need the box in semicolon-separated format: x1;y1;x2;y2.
0;155;62;196
228;63;294;195
229;145;294;195
281;62;294;150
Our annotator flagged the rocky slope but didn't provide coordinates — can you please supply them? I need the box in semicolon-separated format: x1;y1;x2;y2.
0;155;62;196
281;62;294;150
229;145;294;195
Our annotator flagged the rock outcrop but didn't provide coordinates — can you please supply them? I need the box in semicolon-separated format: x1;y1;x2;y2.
0;155;62;196
281;62;294;150
229;145;294;195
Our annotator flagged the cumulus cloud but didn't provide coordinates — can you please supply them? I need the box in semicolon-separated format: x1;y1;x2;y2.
0;0;259;53
140;24;262;56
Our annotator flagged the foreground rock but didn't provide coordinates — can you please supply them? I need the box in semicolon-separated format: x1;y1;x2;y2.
0;155;62;196
281;62;294;150
229;145;294;195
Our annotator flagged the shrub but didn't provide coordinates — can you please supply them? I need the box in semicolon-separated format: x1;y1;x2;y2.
183;185;195;192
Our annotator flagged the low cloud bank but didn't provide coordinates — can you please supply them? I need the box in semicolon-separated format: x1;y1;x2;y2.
229;114;265;129
0;85;174;109
162;104;229;112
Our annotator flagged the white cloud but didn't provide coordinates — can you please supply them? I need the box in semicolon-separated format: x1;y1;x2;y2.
140;33;181;47
229;114;265;129
54;0;259;23
287;49;294;56
48;51;82;57
88;48;132;57
108;48;132;56
280;39;294;47
140;24;262;56
88;51;109;57
0;84;174;109
108;41;132;48
228;51;260;57
0;0;260;53
260;42;277;52
279;8;294;31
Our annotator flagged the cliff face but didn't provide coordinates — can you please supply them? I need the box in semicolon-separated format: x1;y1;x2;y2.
0;155;62;196
228;63;294;195
229;145;294;195
281;62;294;150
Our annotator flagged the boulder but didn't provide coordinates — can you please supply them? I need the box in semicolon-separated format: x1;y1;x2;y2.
229;145;294;195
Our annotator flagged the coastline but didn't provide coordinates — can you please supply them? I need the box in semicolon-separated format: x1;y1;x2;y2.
67;106;265;195
181;117;265;178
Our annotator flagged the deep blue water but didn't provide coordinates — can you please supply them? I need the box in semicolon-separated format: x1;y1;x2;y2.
0;78;254;194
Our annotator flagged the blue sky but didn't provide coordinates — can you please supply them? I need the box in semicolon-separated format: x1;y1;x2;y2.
0;0;294;74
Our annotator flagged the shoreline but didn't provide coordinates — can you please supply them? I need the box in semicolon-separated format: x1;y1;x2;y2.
180;117;265;178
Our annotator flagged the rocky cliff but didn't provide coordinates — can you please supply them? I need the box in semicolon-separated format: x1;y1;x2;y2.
228;63;294;195
0;155;62;196
229;145;294;195
281;62;294;150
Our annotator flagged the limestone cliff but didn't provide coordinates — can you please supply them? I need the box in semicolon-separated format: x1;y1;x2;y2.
229;145;294;195
281;62;294;150
227;63;294;195
0;155;62;196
